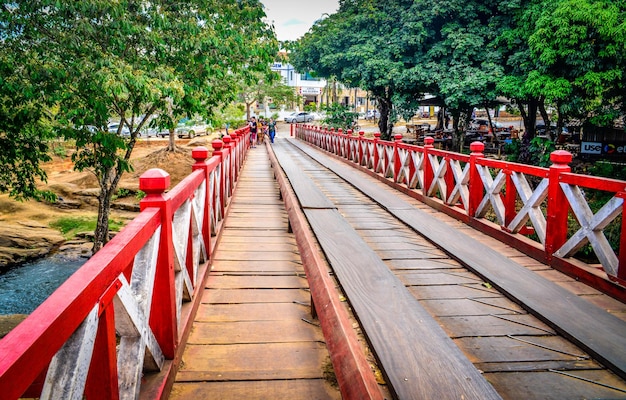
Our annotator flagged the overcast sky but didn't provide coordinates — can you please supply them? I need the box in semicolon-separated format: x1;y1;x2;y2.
262;0;339;41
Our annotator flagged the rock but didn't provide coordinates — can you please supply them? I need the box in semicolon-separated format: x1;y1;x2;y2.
0;221;65;270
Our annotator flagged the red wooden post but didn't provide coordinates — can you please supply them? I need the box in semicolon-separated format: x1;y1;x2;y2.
373;133;381;173
358;131;365;165
290;123;294;137
211;139;226;220
223;135;236;196
504;170;517;228
468;141;485;217
139;169;177;358
545;150;572;260
192;147;212;256
423;137;435;193
85;302;119;400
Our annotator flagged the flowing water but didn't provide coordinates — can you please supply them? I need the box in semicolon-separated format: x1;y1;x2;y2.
0;255;85;315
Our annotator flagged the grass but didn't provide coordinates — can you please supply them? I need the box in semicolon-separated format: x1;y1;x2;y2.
50;216;125;240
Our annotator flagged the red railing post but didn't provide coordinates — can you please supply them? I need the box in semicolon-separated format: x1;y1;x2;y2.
373;133;381;173
358;131;365;165
545;150;572;260
468;141;485;217
291;123;294;137
139;169;177;358
423;136;435;193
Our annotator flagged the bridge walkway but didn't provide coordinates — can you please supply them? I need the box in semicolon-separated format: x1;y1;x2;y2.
171;133;626;400
169;144;341;399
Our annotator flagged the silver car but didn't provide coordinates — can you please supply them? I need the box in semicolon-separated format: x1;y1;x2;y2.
284;112;313;123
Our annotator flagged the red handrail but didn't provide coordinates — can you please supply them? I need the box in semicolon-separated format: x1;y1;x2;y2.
0;127;250;399
296;125;626;300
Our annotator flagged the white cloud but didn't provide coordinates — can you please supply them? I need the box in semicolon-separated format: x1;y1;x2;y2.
262;0;339;41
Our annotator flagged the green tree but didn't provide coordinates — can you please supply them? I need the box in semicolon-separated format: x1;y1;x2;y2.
1;0;277;252
240;71;299;120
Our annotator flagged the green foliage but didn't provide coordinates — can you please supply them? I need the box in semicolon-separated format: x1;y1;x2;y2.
135;190;146;201
322;104;359;132
50;217;124;240
527;136;556;167
1;0;277;250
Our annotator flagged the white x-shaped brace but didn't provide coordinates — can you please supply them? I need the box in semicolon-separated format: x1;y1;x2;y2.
363;142;376;169
359;141;368;166
384;145;395;178
339;137;347;157
506;174;549;244
476;165;507;225
447;160;470;212
375;143;386;174
349;140;358;162
173;190;208;318
210;166;222;236
555;183;623;276
395;147;411;185
426;153;449;202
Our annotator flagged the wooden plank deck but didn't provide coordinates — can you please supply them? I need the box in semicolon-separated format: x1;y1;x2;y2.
169;146;341;400
289;137;626;385
272;141;502;400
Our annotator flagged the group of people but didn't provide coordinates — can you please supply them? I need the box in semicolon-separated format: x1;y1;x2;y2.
248;116;276;148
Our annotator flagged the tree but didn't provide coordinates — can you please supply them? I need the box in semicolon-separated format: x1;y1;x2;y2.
1;0;277;252
240;71;299;120
291;0;423;140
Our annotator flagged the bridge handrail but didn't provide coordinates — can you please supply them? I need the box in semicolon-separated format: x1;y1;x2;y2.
0;127;250;399
296;124;626;298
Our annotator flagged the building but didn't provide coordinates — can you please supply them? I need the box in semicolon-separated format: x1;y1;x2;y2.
271;62;374;113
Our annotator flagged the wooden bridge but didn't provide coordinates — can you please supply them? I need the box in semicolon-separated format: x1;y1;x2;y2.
2;124;626;399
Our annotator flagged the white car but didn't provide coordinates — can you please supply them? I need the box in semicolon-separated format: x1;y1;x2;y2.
107;122;131;136
284;112;313;123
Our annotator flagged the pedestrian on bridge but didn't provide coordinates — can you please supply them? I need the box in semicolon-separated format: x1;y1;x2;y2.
268;117;276;143
249;116;257;148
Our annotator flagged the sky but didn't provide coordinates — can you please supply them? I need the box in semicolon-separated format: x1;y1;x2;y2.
261;0;339;41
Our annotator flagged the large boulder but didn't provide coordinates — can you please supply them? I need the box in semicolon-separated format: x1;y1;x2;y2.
0;221;65;270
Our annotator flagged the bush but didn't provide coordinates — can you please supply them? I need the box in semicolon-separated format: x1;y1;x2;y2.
322;103;358;132
51;216;124;240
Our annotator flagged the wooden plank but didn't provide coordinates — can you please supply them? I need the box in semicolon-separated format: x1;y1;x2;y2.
420;298;526;317
176;342;329;381
388;258;462;270
303;208;501;400
408;284;502;300
291;138;626;380
195;302;309;322
439;315;555;337
204;275;307;290
212;250;300;262
396;271;482;286
211;260;303;273
456;336;591;363
485;370;626;400
187;320;324;344
170;380;341;400
201;288;309;304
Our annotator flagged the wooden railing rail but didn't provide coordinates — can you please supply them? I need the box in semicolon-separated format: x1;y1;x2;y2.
296;125;626;300
0;127;250;399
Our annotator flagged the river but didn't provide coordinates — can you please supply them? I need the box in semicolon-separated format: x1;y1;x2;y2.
0;255;85;315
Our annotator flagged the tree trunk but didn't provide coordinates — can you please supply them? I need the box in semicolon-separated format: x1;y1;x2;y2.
378;97;394;141
167;127;176;151
92;182;113;253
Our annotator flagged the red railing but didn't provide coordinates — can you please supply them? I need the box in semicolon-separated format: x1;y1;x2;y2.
296;124;626;300
0;127;250;399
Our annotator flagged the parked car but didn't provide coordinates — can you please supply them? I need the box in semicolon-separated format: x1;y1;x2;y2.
284;112;313;123
366;109;380;120
107;122;131;136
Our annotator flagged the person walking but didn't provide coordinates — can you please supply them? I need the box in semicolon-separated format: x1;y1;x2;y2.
268;118;276;143
249;116;257;148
